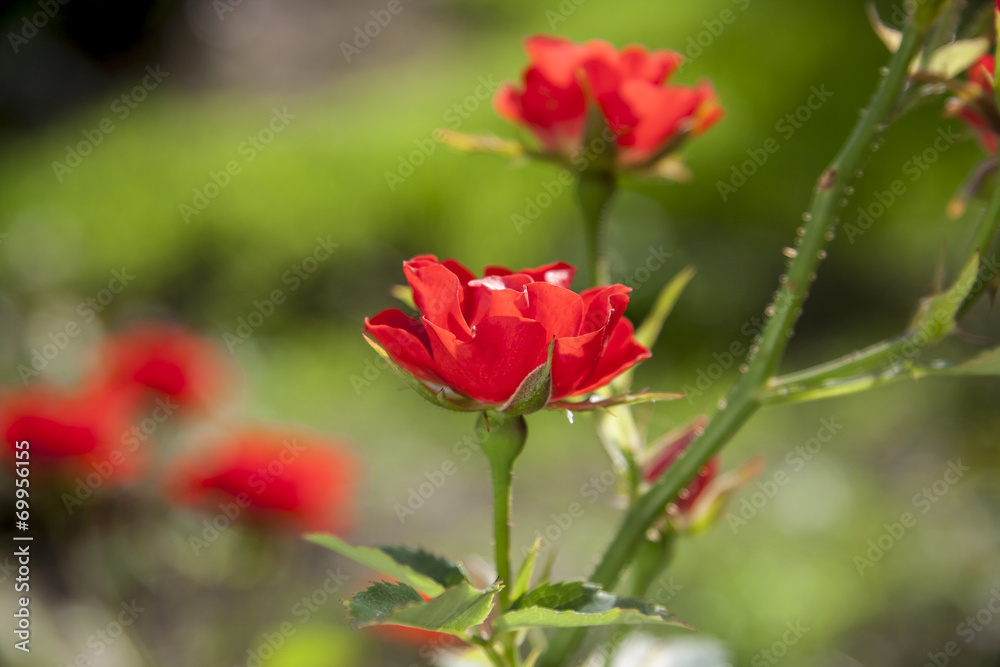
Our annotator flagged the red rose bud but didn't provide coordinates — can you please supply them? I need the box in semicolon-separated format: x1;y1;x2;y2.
167;429;358;533
364;255;650;412
643;415;716;515
93;323;232;410
0;384;145;485
495;35;722;169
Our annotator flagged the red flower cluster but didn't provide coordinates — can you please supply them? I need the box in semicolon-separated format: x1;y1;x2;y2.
950;54;999;155
1;321;358;535
93;323;232;410
495;35;722;168
168;429;358;532
0;384;144;485
1;322;232;486
364;255;649;410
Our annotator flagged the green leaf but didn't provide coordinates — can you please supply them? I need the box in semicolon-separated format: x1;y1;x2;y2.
511;537;542;602
345;581;423;626
634;266;696;351
379;546;469;589
345;581;499;637
548;391;683;412
500;338;554;415
305;534;468;597
496;582;690;632
917;37;990;78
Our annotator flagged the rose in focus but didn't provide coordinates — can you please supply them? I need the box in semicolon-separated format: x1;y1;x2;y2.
364;255;650;411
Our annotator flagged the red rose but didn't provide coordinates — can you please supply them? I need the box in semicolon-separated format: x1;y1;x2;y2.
0;385;144;484
167;429;358;532
364;255;650;410
93;323;232;410
950;55;999;155
495;35;722;167
644;416;717;515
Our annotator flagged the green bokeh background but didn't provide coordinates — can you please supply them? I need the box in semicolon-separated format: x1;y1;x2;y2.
2;0;1000;665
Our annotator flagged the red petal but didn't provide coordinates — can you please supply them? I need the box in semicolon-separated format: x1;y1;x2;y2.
364;310;438;383
403;257;471;338
550;328;605;400
525;35;585;86
521;282;584;338
422;316;549;405
573;317;650;396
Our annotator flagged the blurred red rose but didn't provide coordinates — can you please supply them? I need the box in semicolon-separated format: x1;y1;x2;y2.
364;255;649;409
168;429;358;532
93;323;232;410
0;384;144;484
950;54;999;155
495;35;722;167
644;415;717;515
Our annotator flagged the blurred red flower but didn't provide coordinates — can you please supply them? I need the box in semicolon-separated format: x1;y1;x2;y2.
93;323;232;410
644;416;717;515
495;35;722;167
950;54;999;155
364;255;649;409
168;429;358;532
0;384;144;484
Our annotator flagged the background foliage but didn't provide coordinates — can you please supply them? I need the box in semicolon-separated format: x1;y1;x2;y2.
1;0;999;664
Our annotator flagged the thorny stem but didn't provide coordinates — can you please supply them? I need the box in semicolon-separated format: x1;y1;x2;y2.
537;15;927;667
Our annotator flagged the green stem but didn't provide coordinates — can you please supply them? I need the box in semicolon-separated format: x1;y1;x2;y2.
577;171;616;287
957;178;1000;317
474;637;508;667
479;413;527;611
537;17;926;667
491;454;514;610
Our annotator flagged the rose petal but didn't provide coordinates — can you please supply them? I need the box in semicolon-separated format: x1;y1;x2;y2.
364;309;439;383
423;315;549;404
